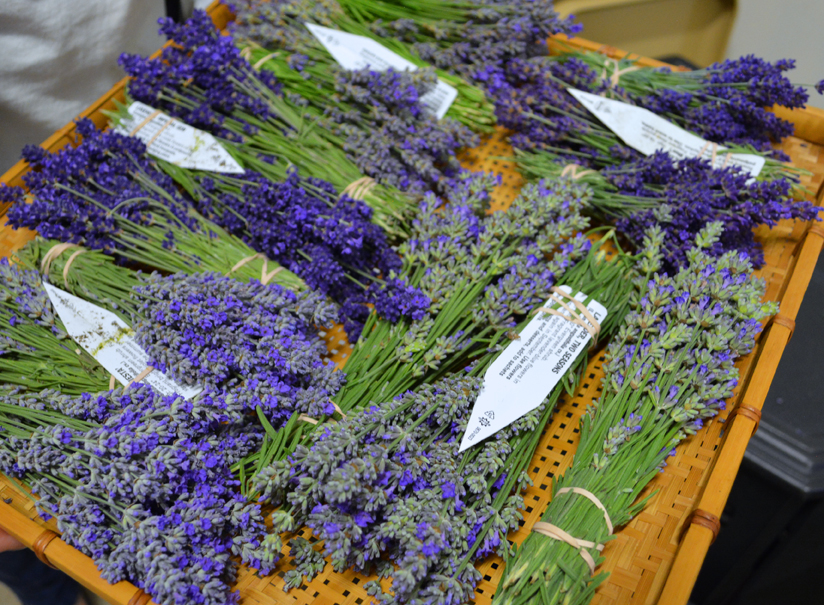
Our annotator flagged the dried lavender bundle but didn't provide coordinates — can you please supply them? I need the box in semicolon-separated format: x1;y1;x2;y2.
0;384;277;605
158;164;429;339
119;11;417;236
517;150;819;273
130;271;343;429
329;172;592;414
251;235;644;603
492;49;809;161
493;224;776;605
229;0;497;132
2;120;302;290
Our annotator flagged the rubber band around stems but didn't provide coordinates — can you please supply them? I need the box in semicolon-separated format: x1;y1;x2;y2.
532;286;601;342
560;164;596;180
342;176;377;201
697;141;732;169
600;57;641;88
225;253;284;285
531;487;614;574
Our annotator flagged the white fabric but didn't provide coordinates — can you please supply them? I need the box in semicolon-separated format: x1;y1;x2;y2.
0;0;165;172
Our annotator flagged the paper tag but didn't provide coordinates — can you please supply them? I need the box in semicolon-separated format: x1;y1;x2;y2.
305;23;457;119
459;287;606;452
43;282;202;399
568;88;766;178
115;101;244;174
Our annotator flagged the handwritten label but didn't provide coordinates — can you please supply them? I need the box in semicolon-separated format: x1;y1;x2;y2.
115;101;244;174
305;23;457;119
43;282;201;399
568;88;766;178
459;287;606;452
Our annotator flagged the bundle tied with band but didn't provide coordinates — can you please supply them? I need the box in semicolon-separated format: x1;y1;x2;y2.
532;487;614;574
533;286;601;343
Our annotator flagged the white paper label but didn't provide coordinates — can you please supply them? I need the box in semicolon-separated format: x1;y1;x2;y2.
43;282;202;399
305;23;458;119
115;101;244;174
459;287;607;452
568;88;766;178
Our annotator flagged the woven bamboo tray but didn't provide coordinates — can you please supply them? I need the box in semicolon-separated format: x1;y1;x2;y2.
2;5;824;605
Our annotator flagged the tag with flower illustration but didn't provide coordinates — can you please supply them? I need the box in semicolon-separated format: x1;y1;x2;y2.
115;101;244;173
43;282;202;399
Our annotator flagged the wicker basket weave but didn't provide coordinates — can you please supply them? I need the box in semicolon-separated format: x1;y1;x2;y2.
2;5;824;605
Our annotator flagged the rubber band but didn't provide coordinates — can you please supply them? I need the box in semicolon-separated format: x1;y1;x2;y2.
226;253;284;285
128;367;154;388
41;242;82;276
144;116;176;149
331;401;347;419
550;287;600;335
109;375;116;390
128;110;161;137
342;176;377;201
62;248;86;287
600;57;641;88
240;46;253;61
531;487;613;574
253;52;278;70
532;521;600;574
560;164;595;180
298;414;319;425
556;487;614;534
532;287;601;342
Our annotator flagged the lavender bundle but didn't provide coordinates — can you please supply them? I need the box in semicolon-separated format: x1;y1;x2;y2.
493;51;808;160
0;384;276;605
160;165;428;337
252;235;645;603
3;120;302;290
319;0;580;89
14;239;344;430
0;259;110;394
518;151;819;272
119;12;417;235
229;0;496;132
493;224;775;605
236;49;478;194
130;271;343;429
328;172;592;415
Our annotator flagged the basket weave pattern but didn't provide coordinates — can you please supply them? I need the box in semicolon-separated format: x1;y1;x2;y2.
1;13;824;605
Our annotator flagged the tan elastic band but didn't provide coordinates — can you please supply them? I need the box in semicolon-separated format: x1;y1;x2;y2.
331;401;347;419
109;375;116;390
721;153;732;169
240;46;253;61
129;110;162;137
253;52;278;70
556;487;614;534
41;242;82;276
560;164;595;180
61;248;86;286
711;143;719;167
532;521;600;574
128;367;154;388
533;287;601;341
601;57;641;88
342;177;377;201
298;414;319;425
226;253;285;285
144;117;176;149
